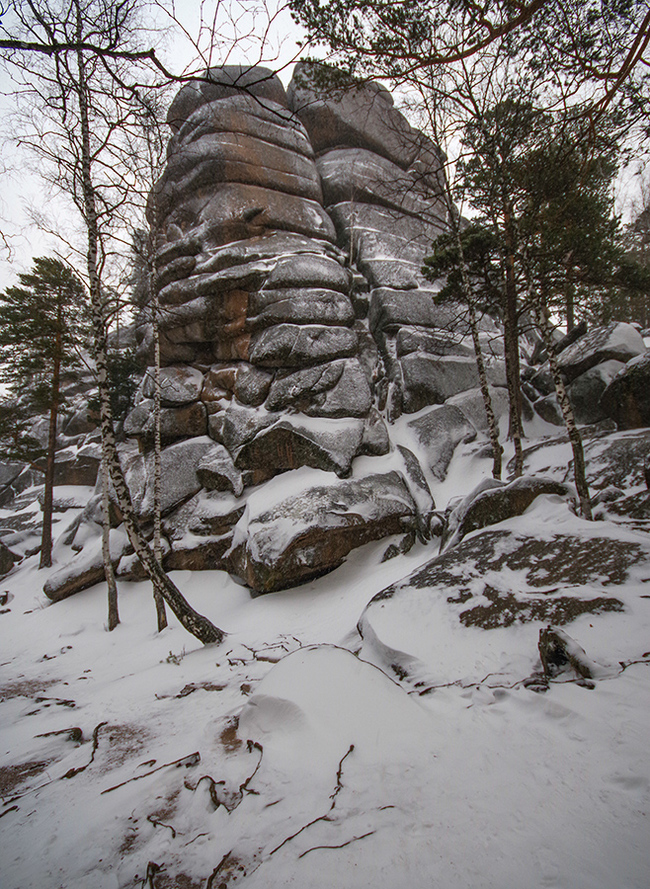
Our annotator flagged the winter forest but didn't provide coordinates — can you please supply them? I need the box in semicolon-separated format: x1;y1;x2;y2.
1;1;650;887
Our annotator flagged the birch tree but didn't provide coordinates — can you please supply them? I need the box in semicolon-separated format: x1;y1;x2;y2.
4;0;224;644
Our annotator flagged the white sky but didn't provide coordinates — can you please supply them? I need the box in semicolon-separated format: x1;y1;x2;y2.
0;0;645;291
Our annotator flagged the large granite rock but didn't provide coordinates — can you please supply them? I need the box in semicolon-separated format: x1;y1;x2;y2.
228;470;419;593
557;322;645;382
600;353;650;429
407;405;477;480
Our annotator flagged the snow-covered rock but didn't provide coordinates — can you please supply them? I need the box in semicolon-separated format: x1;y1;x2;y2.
229;469;419;593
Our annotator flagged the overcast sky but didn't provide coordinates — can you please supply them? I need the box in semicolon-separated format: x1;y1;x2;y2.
0;0;304;289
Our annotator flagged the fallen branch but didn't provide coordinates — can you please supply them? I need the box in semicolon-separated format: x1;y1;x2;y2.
147;814;176;838
63;721;107;779
270;744;355;856
298;829;376;859
101;752;200;795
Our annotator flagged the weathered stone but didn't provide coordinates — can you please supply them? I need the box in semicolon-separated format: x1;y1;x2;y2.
533;393;564;426
446;386;510;436
583;428;650;491
407;405;477;480
317;148;440;219
0;540;18;577
557;322;645;382
62;407;97;437
396;328;473;358
196;444;244;496
248;287;355;329
288;63;438;171
567;360;626;425
233;364;273;406
43;529;130;601
357;409;389;457
164;534;233;572
139;437;217;518
162;489;245;541
400;354;481;413
233;416;364;481
52;447;100;487
167;66;289;131
249;324;357;368
264;253;349;292
142;365;205;405
441;476;575;550
362;528;640;647
600;352;650;429
0;462;24;488
265;358;371;418
221;403;278;454
155;132;323;216
228;470;418;593
162;183;336;246
124;400;207;445
395;445;435;539
369;288;464;337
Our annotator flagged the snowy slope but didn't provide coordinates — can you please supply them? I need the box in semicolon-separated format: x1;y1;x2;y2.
1;436;650;889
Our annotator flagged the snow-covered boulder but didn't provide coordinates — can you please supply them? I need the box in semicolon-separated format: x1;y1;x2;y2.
228;469;419;593
600;352;650;429
557;322;645;382
407;405;477;480
358;525;648;687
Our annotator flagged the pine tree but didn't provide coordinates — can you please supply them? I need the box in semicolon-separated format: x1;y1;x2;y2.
0;257;88;566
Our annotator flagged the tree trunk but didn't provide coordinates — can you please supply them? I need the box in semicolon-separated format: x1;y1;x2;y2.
103;448;120;630
75;38;224;645
151;256;167;632
502;201;524;477
534;301;592;519
39;314;62;569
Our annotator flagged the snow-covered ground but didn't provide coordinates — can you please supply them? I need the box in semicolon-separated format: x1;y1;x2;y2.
1;436;650;889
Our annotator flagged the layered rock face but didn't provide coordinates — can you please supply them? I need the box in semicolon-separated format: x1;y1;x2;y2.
45;65;509;597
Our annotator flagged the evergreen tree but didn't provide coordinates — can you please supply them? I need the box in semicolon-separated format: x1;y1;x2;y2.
0;257;88;566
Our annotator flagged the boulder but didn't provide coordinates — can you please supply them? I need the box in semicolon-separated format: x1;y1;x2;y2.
162;489;245;541
154;132;323;216
233;416;365;481
441;476;575;550
196;444;244;496
229;469;418;593
139;437;217;518
249;324;357;368
52;447;100;487
142;365;204;405
43;528;130;601
317;148;436;218
264;252;350;292
167;66;289;131
407;405;477;480
0;540;18;577
369;288;464;337
248;287;355;329
265;358;372;418
358;528;644;684
400;353;481;413
124;400;207;444
567;360;626;425
600;352;650;429
446;386;510;435
288;63;438;171
396;328;473;358
583;428;650;491
556;322;645;382
162;182;336;247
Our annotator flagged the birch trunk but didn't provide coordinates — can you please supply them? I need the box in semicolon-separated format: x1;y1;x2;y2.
103;448;120;630
534;302;592;519
39;308;62;568
75;37;224;645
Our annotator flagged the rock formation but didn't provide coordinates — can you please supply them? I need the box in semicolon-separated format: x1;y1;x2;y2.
2;63;645;598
